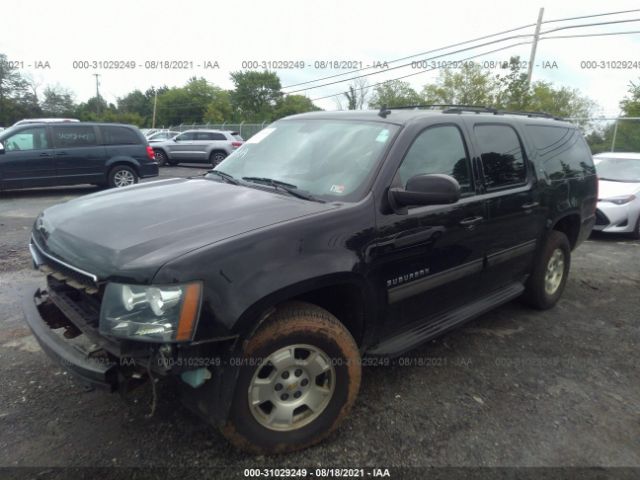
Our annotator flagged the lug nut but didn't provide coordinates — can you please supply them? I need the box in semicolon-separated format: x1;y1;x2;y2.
281;371;290;379
294;368;303;377
301;378;309;387
281;393;289;401
275;383;283;391
294;391;302;399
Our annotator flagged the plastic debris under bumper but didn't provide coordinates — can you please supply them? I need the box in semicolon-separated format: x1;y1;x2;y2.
22;288;118;390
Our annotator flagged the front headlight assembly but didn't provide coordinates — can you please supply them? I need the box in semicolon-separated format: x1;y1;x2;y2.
99;282;202;342
599;194;636;205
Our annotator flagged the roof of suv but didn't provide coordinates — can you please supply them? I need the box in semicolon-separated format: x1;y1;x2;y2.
285;109;576;128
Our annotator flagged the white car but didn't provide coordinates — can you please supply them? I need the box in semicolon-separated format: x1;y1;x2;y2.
593;152;640;239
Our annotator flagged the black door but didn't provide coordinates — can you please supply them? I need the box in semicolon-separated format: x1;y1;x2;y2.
372;123;487;335
0;126;56;189
466;121;545;289
51;124;106;184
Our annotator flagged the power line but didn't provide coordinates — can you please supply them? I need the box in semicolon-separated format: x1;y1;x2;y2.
541;29;640;39
307;26;640;103
309;40;534;102
281;8;640;90
284;16;640;96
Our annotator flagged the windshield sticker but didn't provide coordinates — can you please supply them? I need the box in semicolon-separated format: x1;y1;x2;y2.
376;129;390;143
246;127;276;144
329;184;345;194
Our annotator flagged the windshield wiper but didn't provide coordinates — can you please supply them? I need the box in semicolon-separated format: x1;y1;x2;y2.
242;177;324;202
207;169;240;185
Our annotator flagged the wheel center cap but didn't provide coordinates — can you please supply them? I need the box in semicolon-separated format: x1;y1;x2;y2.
287;382;297;391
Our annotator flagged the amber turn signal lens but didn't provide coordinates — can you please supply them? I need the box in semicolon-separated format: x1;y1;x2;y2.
176;283;202;341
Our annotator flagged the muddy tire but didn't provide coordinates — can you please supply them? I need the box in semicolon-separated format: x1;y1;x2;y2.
522;230;571;310
221;302;361;454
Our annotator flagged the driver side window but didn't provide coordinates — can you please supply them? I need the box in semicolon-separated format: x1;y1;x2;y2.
397;125;472;193
5;127;49;152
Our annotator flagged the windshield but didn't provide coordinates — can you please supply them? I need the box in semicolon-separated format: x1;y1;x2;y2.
596;157;640;182
209;119;398;201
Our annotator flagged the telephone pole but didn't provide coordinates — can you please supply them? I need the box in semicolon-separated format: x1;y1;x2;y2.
152;88;158;128
526;8;544;87
93;74;101;116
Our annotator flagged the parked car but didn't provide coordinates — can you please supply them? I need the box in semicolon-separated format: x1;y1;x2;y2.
593;152;640;239
0;122;158;190
147;130;179;143
12;118;80;127
23;107;596;454
152;129;243;166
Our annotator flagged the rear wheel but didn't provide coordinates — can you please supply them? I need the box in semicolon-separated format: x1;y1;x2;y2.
210;151;227;166
221;302;361;454
154;150;168;166
522;231;571;310
108;165;138;188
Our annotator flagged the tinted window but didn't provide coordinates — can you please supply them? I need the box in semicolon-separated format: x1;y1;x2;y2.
101;126;140;145
196;132;226;141
52;126;97;148
474;124;526;189
175;132;196;141
397;125;472;193
3;127;49;151
526;125;595;180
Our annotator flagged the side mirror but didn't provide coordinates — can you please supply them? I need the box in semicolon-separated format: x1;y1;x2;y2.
0;142;4;154
389;174;460;208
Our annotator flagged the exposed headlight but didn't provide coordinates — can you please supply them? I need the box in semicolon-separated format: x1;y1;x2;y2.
599;195;636;205
100;282;202;342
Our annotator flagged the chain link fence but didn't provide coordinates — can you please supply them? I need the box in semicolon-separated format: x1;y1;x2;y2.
166;122;269;140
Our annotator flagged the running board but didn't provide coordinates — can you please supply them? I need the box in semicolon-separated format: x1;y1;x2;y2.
367;282;525;356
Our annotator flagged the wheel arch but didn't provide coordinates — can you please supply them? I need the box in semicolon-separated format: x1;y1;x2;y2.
549;212;581;250
233;274;373;348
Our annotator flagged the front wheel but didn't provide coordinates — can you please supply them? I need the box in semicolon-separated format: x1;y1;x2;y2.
108;165;138;188
522;230;571;310
154;150;168;166
221;302;361;454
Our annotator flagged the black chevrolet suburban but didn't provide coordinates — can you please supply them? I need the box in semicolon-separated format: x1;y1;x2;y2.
22;107;597;453
0;122;158;190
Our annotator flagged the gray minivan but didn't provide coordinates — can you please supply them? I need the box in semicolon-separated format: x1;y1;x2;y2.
0;122;159;190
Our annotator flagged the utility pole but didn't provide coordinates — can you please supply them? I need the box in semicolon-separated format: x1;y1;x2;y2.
526;8;544;87
611;119;619;152
93;73;101;116
152;88;158;128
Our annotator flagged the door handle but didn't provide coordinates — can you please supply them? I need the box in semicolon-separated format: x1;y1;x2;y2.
459;216;484;228
521;202;539;209
39;152;50;157
55;151;68;156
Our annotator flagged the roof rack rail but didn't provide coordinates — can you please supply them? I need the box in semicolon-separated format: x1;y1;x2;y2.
384;104;564;121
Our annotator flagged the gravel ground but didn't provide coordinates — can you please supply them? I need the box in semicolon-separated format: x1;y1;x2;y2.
0;166;639;475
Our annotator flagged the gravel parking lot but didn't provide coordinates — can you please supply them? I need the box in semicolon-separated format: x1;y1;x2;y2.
0;166;639;474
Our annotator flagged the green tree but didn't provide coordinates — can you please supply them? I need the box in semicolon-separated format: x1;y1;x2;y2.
230;70;282;121
273;95;320;119
369;80;421;108
494;57;531;111
203;90;233;123
421;62;496;105
0;53;37;125
41;85;75;116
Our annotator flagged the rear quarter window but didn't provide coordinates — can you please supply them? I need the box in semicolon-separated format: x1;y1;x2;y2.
526;125;595;180
100;126;141;145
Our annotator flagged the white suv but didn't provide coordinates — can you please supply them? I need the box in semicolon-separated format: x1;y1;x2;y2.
152;129;243;166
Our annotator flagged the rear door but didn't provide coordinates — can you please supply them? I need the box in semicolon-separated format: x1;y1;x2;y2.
51;124;106;183
0;126;56;188
465;120;545;289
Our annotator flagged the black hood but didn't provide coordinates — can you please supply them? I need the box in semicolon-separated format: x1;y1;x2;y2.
34;177;336;283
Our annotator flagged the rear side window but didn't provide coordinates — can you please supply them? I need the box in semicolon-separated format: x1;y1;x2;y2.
52;126;97;148
196;132;226;141
101;126;140;145
526;125;595;180
474;124;527;189
397;125;473;193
